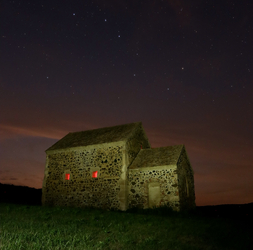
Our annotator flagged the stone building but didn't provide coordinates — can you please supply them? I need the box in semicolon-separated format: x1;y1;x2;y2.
42;122;195;211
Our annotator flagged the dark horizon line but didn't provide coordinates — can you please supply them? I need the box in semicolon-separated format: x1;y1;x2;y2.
1;182;252;208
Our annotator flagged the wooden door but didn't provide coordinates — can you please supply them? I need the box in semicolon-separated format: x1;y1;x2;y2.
148;182;161;208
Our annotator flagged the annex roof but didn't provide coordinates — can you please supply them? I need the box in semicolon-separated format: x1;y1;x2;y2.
129;145;184;169
46;122;142;151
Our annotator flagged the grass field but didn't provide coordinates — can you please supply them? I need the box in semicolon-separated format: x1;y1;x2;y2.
0;202;252;250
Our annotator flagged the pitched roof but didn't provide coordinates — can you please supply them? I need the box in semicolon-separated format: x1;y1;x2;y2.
46;122;142;151
129;145;184;169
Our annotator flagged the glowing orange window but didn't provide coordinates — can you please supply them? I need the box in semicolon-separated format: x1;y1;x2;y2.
65;173;70;180
92;171;98;178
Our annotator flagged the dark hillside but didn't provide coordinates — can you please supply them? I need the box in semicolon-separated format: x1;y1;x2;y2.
0;183;42;205
195;203;253;221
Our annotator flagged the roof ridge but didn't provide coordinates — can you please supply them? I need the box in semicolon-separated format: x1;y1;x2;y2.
46;122;142;151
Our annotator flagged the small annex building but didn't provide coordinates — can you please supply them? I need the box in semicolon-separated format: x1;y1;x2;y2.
42;122;195;211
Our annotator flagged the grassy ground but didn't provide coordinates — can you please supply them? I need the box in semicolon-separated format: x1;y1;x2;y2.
0;203;252;250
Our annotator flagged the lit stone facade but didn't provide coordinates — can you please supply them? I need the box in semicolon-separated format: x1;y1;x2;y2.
128;146;195;211
42;122;195;211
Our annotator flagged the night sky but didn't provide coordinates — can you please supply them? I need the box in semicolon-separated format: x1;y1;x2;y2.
1;0;253;206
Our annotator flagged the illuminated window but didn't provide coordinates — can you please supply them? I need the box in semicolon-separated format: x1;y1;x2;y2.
65;173;70;180
92;171;98;178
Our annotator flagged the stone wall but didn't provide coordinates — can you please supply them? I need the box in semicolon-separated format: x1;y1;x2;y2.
177;148;196;210
128;166;180;211
42;126;196;212
125;125;151;167
123;125;150;210
42;143;124;210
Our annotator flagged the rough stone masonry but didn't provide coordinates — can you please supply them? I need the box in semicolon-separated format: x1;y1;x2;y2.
42;122;195;211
